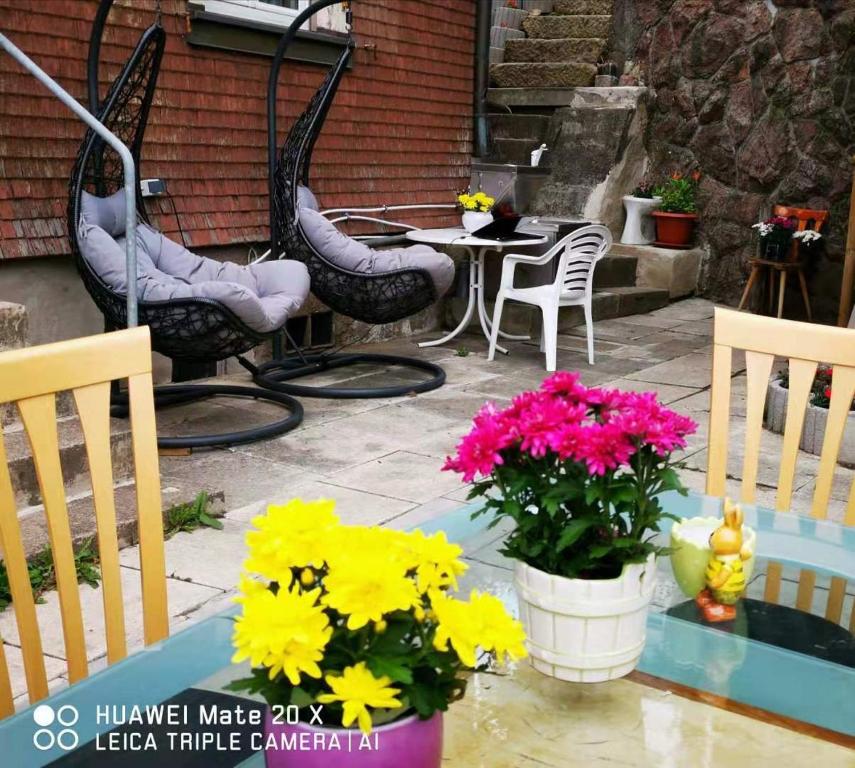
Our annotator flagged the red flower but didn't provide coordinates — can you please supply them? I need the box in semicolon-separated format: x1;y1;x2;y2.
824;386;832;399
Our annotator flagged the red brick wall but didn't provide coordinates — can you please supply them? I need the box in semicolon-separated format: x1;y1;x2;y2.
0;0;475;259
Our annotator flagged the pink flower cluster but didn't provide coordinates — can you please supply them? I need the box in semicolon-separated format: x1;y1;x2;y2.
443;372;697;482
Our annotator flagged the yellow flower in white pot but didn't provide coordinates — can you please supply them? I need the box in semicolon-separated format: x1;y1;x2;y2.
458;192;494;233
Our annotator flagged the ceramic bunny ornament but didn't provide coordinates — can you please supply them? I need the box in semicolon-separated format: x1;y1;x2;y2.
696;499;754;622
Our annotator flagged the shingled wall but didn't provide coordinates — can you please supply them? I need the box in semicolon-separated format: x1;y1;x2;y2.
0;0;475;260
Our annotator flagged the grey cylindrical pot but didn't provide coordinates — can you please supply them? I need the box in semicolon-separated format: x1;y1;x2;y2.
764;378;855;467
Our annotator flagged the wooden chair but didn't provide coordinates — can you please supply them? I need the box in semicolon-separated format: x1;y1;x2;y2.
737;205;829;321
707;308;854;631
0;327;167;717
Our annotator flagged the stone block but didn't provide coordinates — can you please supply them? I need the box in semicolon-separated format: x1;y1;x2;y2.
490;62;597;88
488;113;552;142
608;286;671;316
593;254;638;289
523;14;612;39
612;243;703;299
504;37;607;63
554;0;613;14
0;301;27;351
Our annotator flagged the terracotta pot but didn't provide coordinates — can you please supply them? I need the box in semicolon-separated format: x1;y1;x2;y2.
262;710;443;768
652;211;697;248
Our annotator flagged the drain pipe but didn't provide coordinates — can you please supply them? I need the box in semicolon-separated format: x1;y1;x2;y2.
473;0;491;160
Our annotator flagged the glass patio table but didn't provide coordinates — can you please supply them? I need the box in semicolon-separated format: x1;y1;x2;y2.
2;492;853;767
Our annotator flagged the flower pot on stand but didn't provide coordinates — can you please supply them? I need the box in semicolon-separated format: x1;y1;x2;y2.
514;554;657;683
653;211;698;249
263;710;443;768
462;211;493;233
621;195;661;245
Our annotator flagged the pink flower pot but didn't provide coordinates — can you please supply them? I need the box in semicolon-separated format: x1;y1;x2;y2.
263;710;443;768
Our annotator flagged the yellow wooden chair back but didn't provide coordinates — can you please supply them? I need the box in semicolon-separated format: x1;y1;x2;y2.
0;327;167;718
707;308;855;630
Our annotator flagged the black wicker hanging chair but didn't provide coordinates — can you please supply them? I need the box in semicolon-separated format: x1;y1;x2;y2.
69;0;304;449
253;0;447;400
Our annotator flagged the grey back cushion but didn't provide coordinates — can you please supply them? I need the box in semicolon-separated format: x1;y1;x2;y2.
298;208;455;296
81;189;128;237
77;220;309;334
297;185;320;212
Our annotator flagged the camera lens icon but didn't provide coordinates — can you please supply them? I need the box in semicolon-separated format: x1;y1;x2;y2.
33;704;79;751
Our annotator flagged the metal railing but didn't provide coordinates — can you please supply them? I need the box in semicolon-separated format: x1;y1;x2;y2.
0;32;139;326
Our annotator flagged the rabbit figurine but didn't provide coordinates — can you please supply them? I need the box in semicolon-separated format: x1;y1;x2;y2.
696;499;754;622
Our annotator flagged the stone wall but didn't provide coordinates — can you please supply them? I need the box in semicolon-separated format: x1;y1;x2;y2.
615;0;854;320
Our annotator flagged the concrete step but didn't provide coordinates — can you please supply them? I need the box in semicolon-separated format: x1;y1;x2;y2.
558;287;670;330
504;37;607;64
14;481;227;558
491;62;597;89
593;254;638;289
488;113;552;142
553;0;613;14
0;301;27;352
5;416;134;507
487;85;647;110
523;14;612;39
611;243;703;299
489;138;546;166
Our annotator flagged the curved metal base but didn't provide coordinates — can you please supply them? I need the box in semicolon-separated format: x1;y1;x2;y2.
111;383;303;450
252;353;446;399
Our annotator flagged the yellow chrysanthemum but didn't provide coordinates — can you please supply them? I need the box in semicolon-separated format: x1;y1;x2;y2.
431;590;526;667
244;499;340;581
232;584;332;685
466;590;527;663
390;530;468;592
317;662;402;734
322;556;419;630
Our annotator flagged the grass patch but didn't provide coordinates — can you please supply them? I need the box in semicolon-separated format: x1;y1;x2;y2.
0;538;101;611
164;491;223;538
455;345;470;357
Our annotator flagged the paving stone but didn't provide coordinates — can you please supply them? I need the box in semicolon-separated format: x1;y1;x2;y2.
491;62;597;89
523;14;612;39
2;641;66;702
504;37;607;64
626;351;718;389
386;496;464;531
0;567;222;663
600;378;702;405
327;451;460;504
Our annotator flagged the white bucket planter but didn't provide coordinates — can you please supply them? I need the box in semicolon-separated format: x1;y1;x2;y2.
514;554;657;683
765;378;855;467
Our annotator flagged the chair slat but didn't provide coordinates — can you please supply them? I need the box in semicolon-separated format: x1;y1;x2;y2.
811;366;855;520
764;562;783;604
706;343;732;497
826;577;847;624
17;395;89;683
795;569;816;612
127;372;169;645
73;382;127;664
741;350;775;504
0;427;49;703
845;474;855;528
776;358;817;512
0;638;13;719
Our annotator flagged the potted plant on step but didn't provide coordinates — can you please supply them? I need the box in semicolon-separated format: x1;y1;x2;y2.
228;499;526;767
621;177;662;245
444;373;697;683
652;171;700;248
458;191;495;233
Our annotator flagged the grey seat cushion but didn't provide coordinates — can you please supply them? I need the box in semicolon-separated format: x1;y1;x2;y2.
77;212;309;334
298;207;455;296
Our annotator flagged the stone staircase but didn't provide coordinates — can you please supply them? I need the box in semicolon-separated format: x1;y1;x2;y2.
0;302;209;557
490;0;612;89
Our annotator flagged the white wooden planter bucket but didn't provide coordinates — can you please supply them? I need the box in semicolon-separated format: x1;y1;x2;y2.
514;554;657;683
765;378;855;467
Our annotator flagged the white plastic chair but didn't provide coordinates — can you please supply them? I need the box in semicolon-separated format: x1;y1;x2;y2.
488;225;612;371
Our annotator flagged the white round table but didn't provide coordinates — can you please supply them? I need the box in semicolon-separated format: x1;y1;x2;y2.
407;227;548;352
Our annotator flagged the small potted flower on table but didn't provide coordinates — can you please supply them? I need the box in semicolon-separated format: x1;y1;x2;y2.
228;499;526;767
444;373;696;683
458;192;495;233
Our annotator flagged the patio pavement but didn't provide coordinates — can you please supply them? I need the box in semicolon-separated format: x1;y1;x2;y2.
6;297;855;757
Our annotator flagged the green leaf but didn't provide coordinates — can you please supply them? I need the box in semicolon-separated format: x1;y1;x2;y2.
555;519;594;553
198;511;224;530
366;656;414;685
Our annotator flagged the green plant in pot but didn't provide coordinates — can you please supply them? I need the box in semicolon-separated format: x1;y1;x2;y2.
652;171;700;248
444;373;697;683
